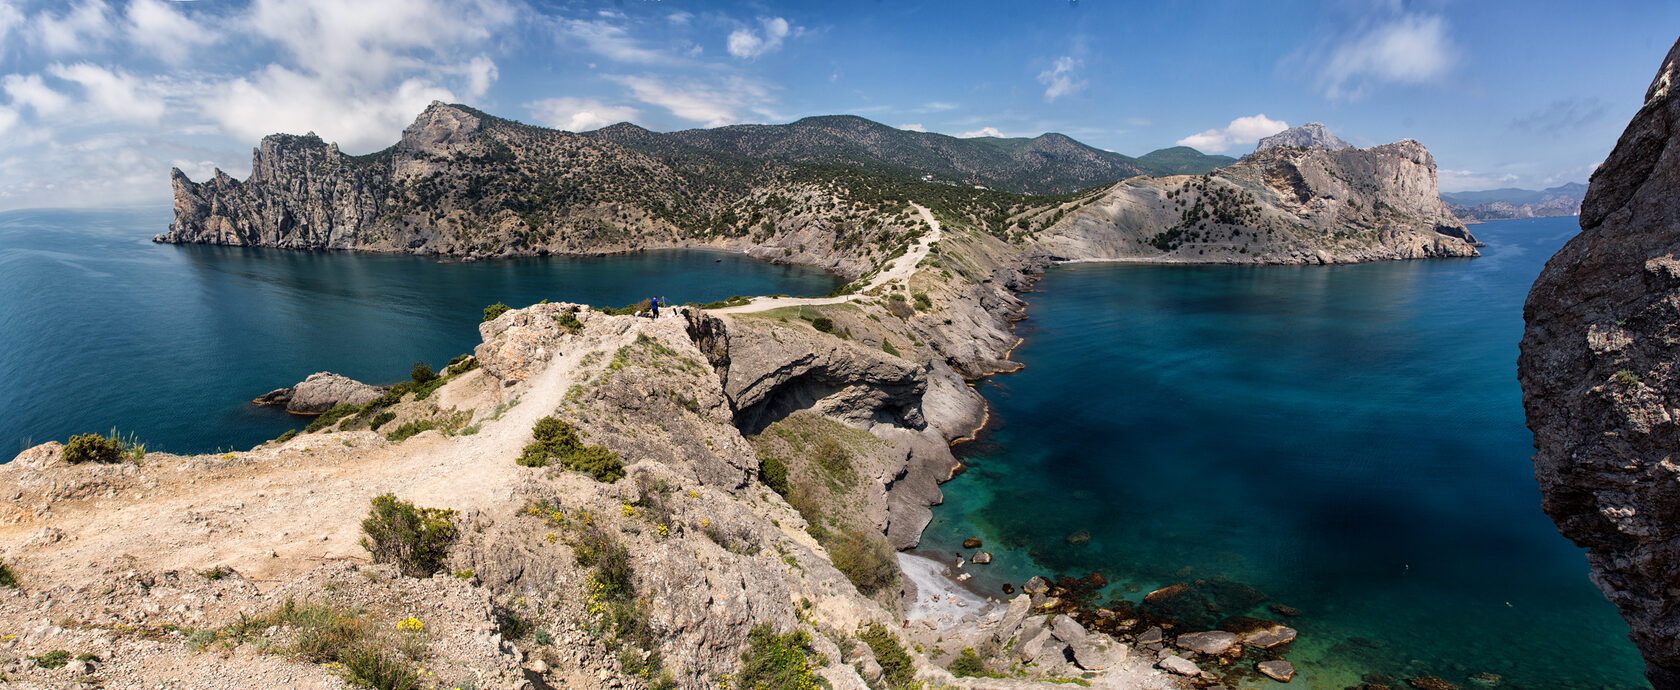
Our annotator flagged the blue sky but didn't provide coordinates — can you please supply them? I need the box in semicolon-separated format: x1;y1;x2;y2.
0;0;1673;211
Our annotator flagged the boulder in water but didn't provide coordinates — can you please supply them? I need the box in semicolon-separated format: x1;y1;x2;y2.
1259;659;1296;682
255;372;388;414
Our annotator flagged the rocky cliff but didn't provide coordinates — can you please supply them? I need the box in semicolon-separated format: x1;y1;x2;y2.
1520;36;1680;688
1038;138;1480;264
1445;183;1586;222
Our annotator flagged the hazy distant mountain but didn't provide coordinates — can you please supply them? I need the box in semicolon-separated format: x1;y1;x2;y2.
1254;123;1353;152
590;115;1232;195
1442;182;1585;221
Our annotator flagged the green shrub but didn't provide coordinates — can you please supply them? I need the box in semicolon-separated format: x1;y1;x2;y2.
737;624;830;690
307;404;360;433
556;310;583;331
759;454;790;496
0;559;17;588
483;302;510;322
363;382;412;411
912;293;932;310
385;420;435;443
340;645;420;690
947;648;996;678
369;412;397;430
447;353;472;368
275;429;299;444
810;317;834;333
63;433;123;464
360;494;457;578
30;650;70;669
828;528;898;596
858;623;915;689
881;340;900;357
518;417;624;482
199;566;230;580
409;361;437;385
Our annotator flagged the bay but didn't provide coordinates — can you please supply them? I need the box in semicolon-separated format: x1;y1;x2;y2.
0;207;841;456
918;215;1646;689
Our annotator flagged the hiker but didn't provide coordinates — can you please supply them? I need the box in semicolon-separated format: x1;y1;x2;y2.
649;296;660;318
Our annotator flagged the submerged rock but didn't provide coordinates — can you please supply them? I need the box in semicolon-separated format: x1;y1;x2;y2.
1406;677;1459;690
962;537;982;548
1174;630;1238;655
1258;659;1296;682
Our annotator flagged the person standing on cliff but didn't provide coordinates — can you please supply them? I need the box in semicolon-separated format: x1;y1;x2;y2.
649;296;660;319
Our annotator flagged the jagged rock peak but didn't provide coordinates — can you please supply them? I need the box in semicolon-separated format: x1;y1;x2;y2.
397;101;485;156
1255;122;1353;152
1519;35;1680;689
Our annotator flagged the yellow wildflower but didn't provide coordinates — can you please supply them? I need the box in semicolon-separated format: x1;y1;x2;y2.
397;617;425;632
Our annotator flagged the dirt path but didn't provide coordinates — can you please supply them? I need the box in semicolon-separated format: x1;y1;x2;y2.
709;202;942;315
3;330;614;590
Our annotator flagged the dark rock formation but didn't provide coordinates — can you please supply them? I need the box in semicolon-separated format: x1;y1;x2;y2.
1520;36;1680;688
1254;122;1353;152
253;372;386;414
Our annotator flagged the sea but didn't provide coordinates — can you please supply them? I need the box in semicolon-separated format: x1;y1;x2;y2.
916;215;1647;688
1;208;1643;687
0;207;841;455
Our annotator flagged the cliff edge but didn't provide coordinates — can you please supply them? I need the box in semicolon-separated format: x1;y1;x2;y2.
1520;35;1680;688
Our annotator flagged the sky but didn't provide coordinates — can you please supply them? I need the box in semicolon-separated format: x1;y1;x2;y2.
0;0;1674;211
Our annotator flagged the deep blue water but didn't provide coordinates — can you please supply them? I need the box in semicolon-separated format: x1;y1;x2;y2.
918;216;1647;689
0;207;841;455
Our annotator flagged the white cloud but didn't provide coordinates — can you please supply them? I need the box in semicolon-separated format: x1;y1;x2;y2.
920;101;958;112
0;3;23;54
527;97;641;131
1175;114;1288;153
610;73;773;127
558;17;674;65
1320;14;1456;100
899;123;926;132
125;0;217;63
1037;56;1086;102
0;105;17;137
958;126;1005;138
201;65;455;152
47;62;166;125
3;74;72;116
1127;117;1153;127
245;0;515;85
32;0;115;55
727;17;791;59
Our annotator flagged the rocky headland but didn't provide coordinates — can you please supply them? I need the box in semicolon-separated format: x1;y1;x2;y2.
1521;35;1680;689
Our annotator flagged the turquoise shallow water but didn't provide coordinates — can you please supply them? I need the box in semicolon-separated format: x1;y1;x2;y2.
0;207;841;455
917;216;1648;689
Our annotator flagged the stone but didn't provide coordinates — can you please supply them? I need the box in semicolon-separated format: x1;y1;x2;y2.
1406;677;1459;690
1175;630;1238;656
523;658;549;674
1136;626;1163;645
962;537;982;548
1268;603;1302;617
971;551;992;564
1048;615;1087;645
994;595;1031;643
1065;530;1090;545
258;372;387;414
1518;35;1680;686
1258;660;1294;682
1022;576;1052;595
1157;654;1203;677
1468;672;1501;686
1255;122;1353;152
1240;624;1297;648
1001;583;1014;594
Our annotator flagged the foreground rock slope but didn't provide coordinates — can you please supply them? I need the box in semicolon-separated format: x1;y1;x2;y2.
1520;35;1680;689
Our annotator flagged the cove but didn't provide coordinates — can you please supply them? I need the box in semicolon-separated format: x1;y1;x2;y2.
917;216;1647;689
0;207;842;456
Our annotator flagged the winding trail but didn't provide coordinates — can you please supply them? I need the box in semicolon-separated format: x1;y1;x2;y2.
709;202;942;315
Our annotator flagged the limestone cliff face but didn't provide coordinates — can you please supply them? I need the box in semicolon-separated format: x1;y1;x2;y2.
1254;122;1352;152
1040;138;1480;264
1520;36;1680;688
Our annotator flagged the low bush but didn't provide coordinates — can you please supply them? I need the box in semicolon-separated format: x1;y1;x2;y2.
858;623;915;689
881;340;900;357
827;528;898;596
409;361;438;385
63;432;123;464
810;317;834;333
483;302;510;322
947;648;997;678
0;559;17;588
340;645;421;690
555;310;584;331
912;293;932;310
385;420;435;443
30;650;70;669
369;411;397;431
759;453;790;496
275;429;299;444
736;624;830;690
360;494;457;578
518;417;624;482
307;404;360;433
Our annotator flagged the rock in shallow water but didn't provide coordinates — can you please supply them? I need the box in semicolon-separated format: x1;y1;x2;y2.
254;371;387;414
1175;630;1238;655
962;537;982;548
1258;659;1295;682
1157;654;1203;677
971;551;992;564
